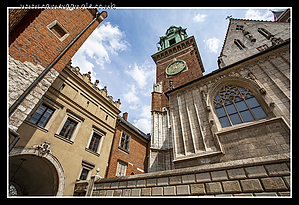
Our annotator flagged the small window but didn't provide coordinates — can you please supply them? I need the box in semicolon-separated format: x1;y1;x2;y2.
258;28;273;40
116;160;127;177
59;118;78;139
79;168;89;180
236;25;244;30
50;23;66;38
234;39;246;50
29;103;54;128
214;85;267;128
256;44;269;52
169;38;176;46
119;131;131;152
88;132;102;153
47;20;69;41
59;83;65;90
78;160;95;181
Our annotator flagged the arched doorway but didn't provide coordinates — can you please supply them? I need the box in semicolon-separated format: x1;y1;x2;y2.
9;143;65;196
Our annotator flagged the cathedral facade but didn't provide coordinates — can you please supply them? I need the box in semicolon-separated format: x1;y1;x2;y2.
149;12;290;172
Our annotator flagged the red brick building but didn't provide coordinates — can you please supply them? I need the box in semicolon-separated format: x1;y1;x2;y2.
105;113;151;178
9;9;107;149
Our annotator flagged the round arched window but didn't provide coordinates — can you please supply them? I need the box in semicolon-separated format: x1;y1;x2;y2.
214;85;267;128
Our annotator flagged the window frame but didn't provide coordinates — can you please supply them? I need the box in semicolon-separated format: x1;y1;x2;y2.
77;160;95;181
116;159;128;177
47;20;70;42
118;130;131;153
54;109;83;144
29;103;55;128
85;126;105;156
214;85;267;128
25;95;63;132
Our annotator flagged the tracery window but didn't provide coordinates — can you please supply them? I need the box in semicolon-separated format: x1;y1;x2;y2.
214;85;267;128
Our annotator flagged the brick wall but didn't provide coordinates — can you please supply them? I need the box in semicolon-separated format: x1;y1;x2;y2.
106;122;149;178
9;9;99;73
77;153;290;197
8;9;104;132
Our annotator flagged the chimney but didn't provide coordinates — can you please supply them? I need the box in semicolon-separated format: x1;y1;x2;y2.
123;112;128;121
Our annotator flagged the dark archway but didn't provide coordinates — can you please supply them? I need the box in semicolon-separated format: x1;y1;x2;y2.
9;145;65;196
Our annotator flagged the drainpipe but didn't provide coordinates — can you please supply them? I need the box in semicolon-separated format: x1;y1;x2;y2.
9;10;107;117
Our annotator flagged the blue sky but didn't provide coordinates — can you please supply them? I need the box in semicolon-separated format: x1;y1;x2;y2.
71;7;286;134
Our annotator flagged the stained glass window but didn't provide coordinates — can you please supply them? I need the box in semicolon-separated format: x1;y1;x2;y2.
214;85;267;128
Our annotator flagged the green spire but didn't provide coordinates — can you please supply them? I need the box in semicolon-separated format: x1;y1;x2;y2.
157;26;188;51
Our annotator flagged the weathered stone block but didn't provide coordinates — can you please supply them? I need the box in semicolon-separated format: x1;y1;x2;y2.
176;185;190;195
127;180;137;188
182;174;196;184
98;190;106;196
106;190;114;196
113;189;122;196
119;181;127;188
152;187;163;196
91;190;99;196
141;187;151;196
131;188;141;196
122;189;131;196
283;176;290;188
233;193;254;196
227;168;247;180
110;182;118;189
264;163;289;176
277;191;290;196
254;192;278;196
136;179;146;187
206;182;223;194
169;175;182;185
260;177;288;191
103;183;111;189
157;177;169;186
190;183;206;195
195;172;211;183
164;186;176;196
222;181;242;193
245;166;268;178
211;170;228;181
146;178;157;187
240;179;263;192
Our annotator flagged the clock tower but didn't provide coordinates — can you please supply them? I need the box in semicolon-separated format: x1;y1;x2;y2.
149;26;205;172
151;26;205;111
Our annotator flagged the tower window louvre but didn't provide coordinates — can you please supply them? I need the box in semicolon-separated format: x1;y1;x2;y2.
234;39;246;50
258;28;273;40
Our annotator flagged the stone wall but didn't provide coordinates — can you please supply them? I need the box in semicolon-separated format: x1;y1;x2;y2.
9;56;59;132
76;153;290;197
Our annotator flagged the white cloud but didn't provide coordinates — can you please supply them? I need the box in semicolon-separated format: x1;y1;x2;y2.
133;118;151;134
204;37;221;53
123;84;139;109
193;13;207;22
125;61;155;89
72;22;129;82
133;104;151;134
245;9;273;21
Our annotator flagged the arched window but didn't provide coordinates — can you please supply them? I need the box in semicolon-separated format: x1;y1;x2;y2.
214;85;267;128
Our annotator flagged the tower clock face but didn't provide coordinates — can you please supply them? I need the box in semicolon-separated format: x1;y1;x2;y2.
165;60;186;76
